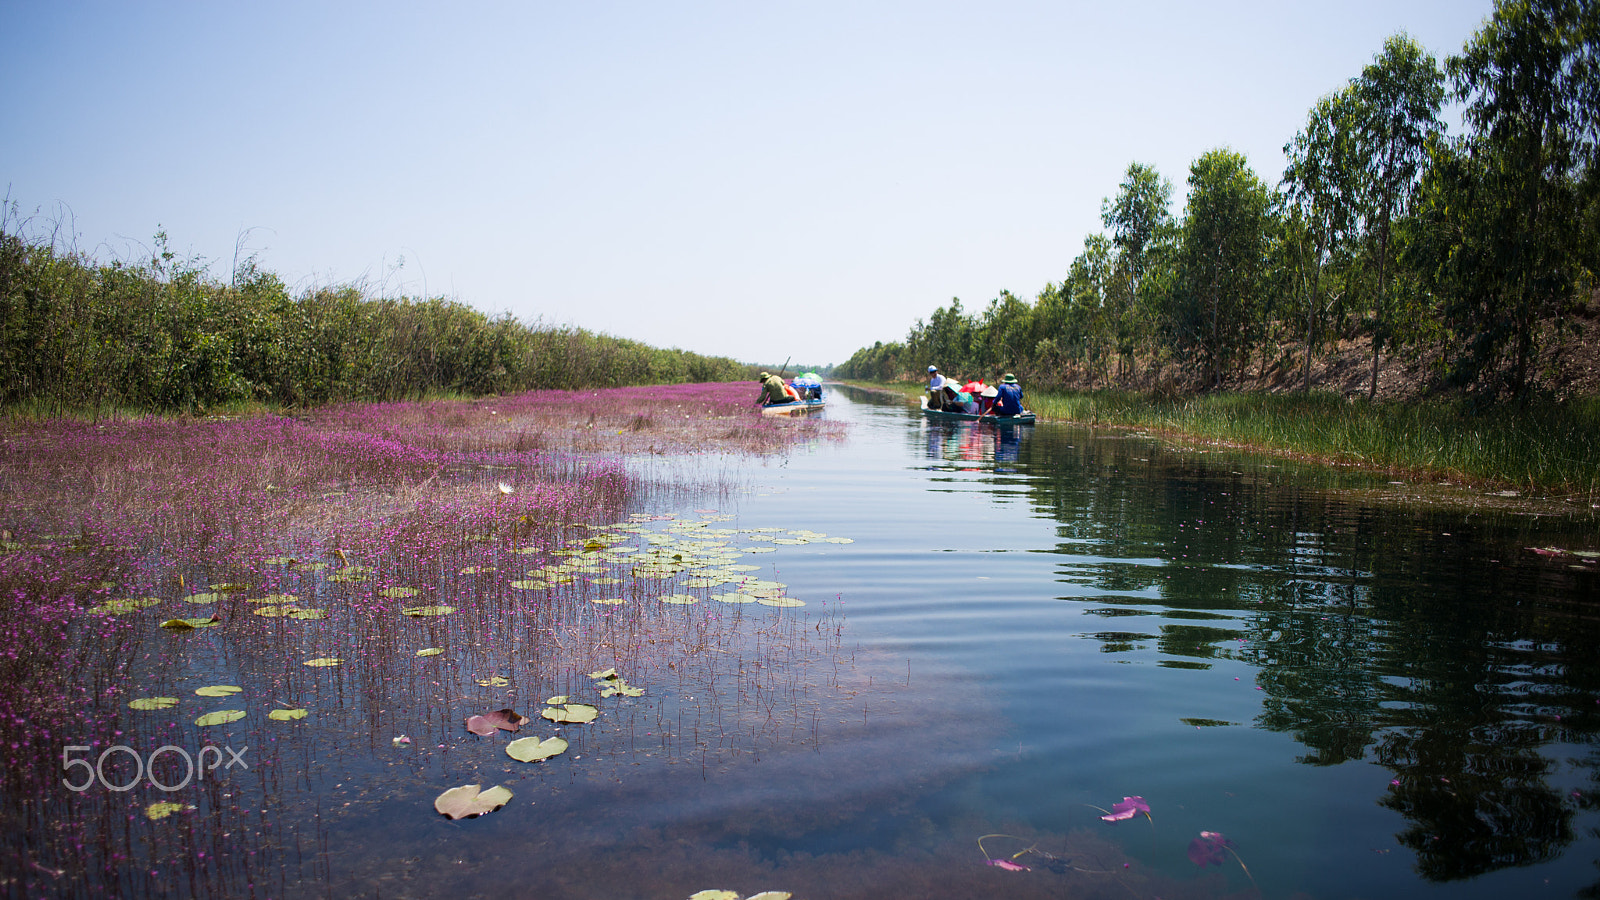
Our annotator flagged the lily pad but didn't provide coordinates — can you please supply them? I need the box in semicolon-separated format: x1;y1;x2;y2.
689;892;740;900
181;592;223;604
476;675;509;687
287;608;327;620
541;703;599;724
510;580;548;590
209;583;250;592
434;783;513;820
591;598;625;605
459;566;495;575
379;587;420;599
662;595;700;605
506;735;569;763
303;657;343;667
757;596;805;608
262;556;298;566
416;647;444;657
253;605;293;617
160;615;219;629
195;709;246;726
268;708;308;721
545;695;569;705
714;593;758;604
145;801;193;820
194;685;242;697
255;592;299;603
128;697;179;710
401;605;456;617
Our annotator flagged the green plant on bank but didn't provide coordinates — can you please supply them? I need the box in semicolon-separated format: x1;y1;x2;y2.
0;219;757;417
847;380;1600;501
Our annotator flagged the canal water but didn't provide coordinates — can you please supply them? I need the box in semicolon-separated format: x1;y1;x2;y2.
22;384;1600;899
709;384;1600;899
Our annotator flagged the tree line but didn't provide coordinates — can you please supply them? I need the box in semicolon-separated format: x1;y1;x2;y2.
837;0;1598;402
0;220;751;414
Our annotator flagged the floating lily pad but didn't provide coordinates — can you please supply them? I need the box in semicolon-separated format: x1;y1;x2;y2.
287;608;327;620
209;583;250;592
541;703;598;724
823;537;854;544
689;892;740;900
757;596;805;607
459;566;495;575
145;801;193;820
160;615;219;629
476;675;510;687
255;593;299;603
588;576;622;585
253;605;293;617
402;605;456;617
182;592;223;604
268;708;308;721
510;580;548;590
434;784;513;820
506;735;569;763
262;556;298;566
747;893;794;900
591;598;625;605
303;657;343;667
713;593;758;604
660;594;699;605
87;597;162;615
128;697;178;710
599;682;644;698
194;685;242;697
379;587;419;599
195;709;246;726
417;647;444;657
545;695;569;705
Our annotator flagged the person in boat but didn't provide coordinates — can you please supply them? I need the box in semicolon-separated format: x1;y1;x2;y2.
793;371;824;401
987;373;1024;417
757;371;799;406
926;366;949;410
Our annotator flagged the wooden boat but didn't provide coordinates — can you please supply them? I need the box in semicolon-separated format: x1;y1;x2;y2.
919;396;1036;424
760;398;826;416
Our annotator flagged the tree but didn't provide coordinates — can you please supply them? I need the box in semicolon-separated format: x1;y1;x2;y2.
1283;87;1365;392
1427;0;1600;399
1349;34;1446;400
1102;163;1175;379
1169;149;1275;386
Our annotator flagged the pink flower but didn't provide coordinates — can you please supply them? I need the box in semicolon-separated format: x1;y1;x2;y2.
1101;796;1151;822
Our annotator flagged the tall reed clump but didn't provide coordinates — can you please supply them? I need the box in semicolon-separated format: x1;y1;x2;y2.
0;215;755;415
1027;389;1600;500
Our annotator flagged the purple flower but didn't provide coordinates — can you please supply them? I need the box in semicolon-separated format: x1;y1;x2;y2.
1100;796;1151;822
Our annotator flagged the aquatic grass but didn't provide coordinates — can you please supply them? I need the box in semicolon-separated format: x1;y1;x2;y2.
0;383;859;897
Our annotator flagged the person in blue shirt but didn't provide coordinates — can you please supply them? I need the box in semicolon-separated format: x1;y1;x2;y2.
989;373;1024;416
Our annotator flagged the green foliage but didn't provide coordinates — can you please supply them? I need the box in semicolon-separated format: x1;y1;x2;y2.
838;7;1596;408
1168;149;1275;386
0;219;749;415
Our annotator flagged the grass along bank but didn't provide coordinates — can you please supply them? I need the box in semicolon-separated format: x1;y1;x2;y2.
845;380;1600;503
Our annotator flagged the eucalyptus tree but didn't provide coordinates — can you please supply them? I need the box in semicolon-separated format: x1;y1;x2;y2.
1101;163;1175;379
1349;33;1446;400
1170;149;1276;387
1428;0;1600;398
1283;87;1365;392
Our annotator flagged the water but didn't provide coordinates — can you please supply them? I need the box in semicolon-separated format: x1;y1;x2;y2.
17;386;1600;899
714;385;1600;898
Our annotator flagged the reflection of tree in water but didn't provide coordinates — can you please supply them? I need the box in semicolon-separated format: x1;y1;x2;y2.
1012;426;1600;882
1377;723;1572;880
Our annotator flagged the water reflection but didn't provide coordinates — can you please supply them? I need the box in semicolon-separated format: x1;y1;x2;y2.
993;422;1600;885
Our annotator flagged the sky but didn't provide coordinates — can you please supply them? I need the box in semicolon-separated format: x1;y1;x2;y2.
3;1;1494;368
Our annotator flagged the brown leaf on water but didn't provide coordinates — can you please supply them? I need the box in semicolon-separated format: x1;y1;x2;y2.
463;715;498;736
481;708;530;732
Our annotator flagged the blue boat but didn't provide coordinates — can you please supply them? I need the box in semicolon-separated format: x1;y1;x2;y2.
760;398;826;416
918;396;1035;424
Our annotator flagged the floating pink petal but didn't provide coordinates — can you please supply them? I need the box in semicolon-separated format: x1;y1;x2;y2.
986;859;1030;871
1188;831;1233;867
1100;796;1151;821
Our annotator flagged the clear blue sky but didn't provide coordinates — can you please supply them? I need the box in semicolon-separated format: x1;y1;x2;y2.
3;1;1492;368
